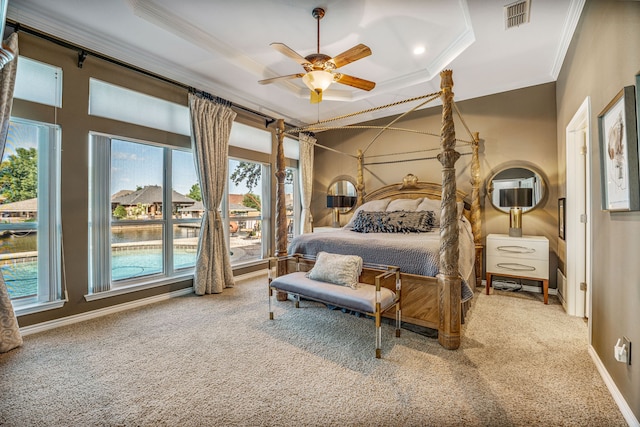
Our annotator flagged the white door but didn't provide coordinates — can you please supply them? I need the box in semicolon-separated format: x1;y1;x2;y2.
565;97;591;319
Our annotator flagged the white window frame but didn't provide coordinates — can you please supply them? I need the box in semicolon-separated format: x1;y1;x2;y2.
286;166;301;239
5;118;63;315
224;157;271;267
87;133;196;300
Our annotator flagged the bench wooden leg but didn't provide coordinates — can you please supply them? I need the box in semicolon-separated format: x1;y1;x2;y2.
375;304;382;359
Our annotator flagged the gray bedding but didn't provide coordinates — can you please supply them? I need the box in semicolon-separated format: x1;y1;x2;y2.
288;216;475;302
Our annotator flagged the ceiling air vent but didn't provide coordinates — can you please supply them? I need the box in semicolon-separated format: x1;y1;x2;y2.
504;0;531;29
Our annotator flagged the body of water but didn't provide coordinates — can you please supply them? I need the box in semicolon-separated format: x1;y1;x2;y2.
0;225;197;255
3;226;199;300
3;224;262;301
5;247;198;300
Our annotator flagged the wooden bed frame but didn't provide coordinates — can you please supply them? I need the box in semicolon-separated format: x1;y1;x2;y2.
272;70;482;350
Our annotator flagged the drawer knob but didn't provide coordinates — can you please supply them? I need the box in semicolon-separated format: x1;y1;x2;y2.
496;245;536;254
496;262;536;272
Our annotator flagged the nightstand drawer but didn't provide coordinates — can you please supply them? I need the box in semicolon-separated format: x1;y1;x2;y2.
486;257;549;280
486;237;548;261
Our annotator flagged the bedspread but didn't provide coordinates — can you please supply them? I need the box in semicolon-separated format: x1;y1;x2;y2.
288;217;475;302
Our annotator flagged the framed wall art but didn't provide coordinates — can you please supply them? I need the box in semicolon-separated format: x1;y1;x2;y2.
598;85;639;211
558;197;566;240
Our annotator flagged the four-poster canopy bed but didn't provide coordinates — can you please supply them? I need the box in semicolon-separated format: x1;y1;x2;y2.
272;70;482;350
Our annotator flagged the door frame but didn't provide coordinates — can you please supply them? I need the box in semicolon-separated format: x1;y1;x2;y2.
565;96;591;322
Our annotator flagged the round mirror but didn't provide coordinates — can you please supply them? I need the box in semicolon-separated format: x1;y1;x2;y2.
327;176;357;214
486;166;546;213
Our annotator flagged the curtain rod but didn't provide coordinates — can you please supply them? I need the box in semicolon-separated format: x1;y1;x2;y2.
6;20;293;129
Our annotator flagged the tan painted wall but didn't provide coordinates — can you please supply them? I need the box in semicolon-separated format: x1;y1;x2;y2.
556;0;640;418
12;33;193;328
13;32;274;327
314;82;559;284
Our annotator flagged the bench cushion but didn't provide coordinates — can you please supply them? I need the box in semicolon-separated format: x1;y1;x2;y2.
271;272;396;314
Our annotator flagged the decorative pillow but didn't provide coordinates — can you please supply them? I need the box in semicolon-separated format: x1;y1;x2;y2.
351;210;435;233
306;251;363;289
417;197;464;226
343;198;391;229
386;198;423;212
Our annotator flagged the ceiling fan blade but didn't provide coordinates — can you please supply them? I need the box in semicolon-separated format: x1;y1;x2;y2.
329;44;372;68
335;73;376;91
270;42;310;66
258;73;305;85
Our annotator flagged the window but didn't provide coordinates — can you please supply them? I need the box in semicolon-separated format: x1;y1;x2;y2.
14;56;63;108
172;149;200;271
1;118;62;312
88;135;197;295
226;158;270;265
88;79;190;136
285;167;299;239
283;136;301;237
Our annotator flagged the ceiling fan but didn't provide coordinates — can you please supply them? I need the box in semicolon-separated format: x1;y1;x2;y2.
258;7;376;103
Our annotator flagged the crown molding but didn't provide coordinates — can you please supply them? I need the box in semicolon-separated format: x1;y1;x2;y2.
550;0;586;79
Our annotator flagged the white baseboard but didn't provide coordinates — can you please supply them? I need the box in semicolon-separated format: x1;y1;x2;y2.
588;345;640;426
234;269;268;282
20;287;194;336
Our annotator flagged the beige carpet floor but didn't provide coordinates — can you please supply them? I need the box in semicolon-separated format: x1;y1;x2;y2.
0;274;627;426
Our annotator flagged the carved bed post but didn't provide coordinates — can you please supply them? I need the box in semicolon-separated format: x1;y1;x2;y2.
470;132;483;287
275;119;288;301
356;149;365;206
437;70;462;350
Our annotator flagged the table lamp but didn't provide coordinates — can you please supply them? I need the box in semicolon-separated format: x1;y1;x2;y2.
499;187;533;237
327;195;357;227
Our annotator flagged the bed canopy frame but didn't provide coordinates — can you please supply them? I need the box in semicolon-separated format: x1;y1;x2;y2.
272;70;482;350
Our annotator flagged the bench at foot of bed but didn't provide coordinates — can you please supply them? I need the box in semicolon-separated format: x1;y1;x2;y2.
268;254;401;359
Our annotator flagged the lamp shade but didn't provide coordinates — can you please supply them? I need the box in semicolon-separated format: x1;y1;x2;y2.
499;188;533;208
327;195;356;208
302;70;334;93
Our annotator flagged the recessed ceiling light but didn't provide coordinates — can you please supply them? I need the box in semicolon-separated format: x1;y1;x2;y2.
413;46;425;55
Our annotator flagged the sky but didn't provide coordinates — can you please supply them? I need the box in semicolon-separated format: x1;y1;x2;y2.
4;124;279;200
110;139;254;196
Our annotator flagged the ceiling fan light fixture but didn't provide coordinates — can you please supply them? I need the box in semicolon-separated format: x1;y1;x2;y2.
302;70;334;93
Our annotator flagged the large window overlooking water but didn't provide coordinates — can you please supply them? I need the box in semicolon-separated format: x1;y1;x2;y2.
89;135;199;294
227;158;270;265
1;119;61;309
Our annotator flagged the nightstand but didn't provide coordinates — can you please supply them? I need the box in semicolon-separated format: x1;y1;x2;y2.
486;233;550;304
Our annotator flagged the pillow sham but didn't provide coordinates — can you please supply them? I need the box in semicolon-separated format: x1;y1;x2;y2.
351;210;435;233
386;198;423;212
306;251;363;289
343;198;391;229
417;197;464;226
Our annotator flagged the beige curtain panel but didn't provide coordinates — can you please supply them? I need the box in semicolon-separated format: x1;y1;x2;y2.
299;133;315;234
189;94;237;295
0;33;23;354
